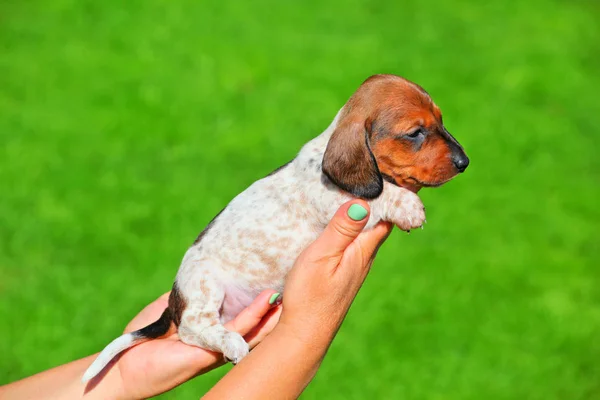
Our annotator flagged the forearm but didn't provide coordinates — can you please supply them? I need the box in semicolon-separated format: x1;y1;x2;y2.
203;322;335;400
0;354;125;400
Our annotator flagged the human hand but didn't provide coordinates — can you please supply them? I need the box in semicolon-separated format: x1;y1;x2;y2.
92;289;282;400
278;200;392;347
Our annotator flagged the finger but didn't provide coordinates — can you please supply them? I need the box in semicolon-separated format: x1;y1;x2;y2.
356;220;393;264
245;305;283;348
225;289;280;335
305;201;370;261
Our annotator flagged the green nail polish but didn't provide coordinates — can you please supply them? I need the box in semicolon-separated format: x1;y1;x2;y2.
269;293;281;305
347;204;368;221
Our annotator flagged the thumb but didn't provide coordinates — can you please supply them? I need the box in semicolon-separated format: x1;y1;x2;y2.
305;201;371;261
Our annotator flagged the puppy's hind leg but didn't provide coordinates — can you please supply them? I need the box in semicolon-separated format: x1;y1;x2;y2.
178;285;249;364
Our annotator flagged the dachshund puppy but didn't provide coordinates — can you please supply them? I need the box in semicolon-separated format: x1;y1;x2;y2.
83;74;469;382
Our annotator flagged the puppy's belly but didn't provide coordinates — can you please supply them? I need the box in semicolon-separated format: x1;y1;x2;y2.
220;266;289;324
219;287;255;323
220;286;255;324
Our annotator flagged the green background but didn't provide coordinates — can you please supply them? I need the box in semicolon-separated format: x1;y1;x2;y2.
1;0;599;398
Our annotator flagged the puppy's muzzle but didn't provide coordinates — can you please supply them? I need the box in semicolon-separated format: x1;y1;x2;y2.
442;129;469;173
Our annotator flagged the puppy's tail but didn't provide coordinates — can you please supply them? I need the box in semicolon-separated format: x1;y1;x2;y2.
81;308;174;383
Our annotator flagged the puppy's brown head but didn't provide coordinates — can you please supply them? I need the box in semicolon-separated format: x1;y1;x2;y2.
322;74;469;198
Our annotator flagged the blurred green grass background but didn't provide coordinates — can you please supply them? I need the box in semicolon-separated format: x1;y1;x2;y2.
1;0;599;398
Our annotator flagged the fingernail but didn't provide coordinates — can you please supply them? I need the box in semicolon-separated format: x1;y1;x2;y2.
347;204;368;221
269;293;281;305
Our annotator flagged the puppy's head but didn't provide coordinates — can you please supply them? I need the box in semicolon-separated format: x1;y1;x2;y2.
322;74;469;198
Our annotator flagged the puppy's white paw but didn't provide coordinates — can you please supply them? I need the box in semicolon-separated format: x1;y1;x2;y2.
392;192;426;232
222;332;250;364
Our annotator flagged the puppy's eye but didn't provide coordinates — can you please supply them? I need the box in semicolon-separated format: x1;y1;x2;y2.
406;128;424;139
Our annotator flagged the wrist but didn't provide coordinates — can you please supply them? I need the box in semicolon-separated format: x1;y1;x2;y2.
275;315;339;355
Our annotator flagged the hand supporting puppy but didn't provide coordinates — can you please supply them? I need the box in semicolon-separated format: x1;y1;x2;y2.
279;201;393;344
204;200;393;399
112;289;283;399
1;200;392;400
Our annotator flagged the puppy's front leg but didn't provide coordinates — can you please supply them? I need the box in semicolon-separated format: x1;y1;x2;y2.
369;183;426;231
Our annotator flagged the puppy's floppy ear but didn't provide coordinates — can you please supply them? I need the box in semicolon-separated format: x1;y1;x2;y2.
322;118;383;199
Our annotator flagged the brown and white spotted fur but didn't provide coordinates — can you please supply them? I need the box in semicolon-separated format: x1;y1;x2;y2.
82;74;469;382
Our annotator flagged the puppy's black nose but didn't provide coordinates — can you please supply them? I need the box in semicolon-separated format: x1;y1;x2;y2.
452;154;469;172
